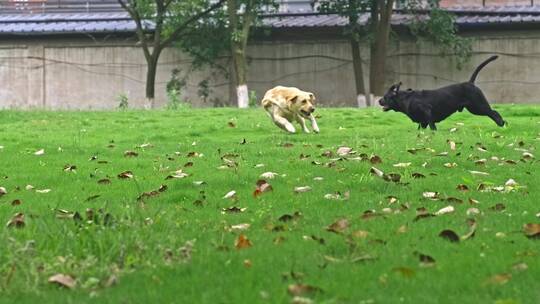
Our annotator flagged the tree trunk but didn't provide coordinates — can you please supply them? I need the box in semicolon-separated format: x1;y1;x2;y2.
145;51;161;109
350;39;369;107
369;0;394;97
231;46;249;108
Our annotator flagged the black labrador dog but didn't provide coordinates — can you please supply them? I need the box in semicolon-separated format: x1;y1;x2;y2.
378;55;505;130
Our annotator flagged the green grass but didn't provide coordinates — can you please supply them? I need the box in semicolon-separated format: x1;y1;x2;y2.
0;106;539;304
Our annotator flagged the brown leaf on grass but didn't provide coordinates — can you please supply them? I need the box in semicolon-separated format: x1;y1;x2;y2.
294;186;312;193
158;184;167;192
323;191;350;201
336;146;353;156
221;206;246;214
414;207;435;222
483;273;512;286
434;205;455;215
523;223;540;239
369;155;382;164
186;151;200;158
165;170;189;179
117;171;133;179
415;251;436;267
282;143;294;148
234;234;252;250
227;121;236;128
63;164;77;172
279;211;302;222
468;198;480;205
6;212;25;228
253;179;273;197
184;162;193;167
412;172;426;179
461;219;477;241
448;140;456;151
326;218;349;233
287;284;322;296
48;274;76;289
422;192;440;200
0;186;6;197
124;150;138;157
85;194;100;202
321;150;333;158
98;178;111;185
370;167;401;183
11;199;22;206
361;210;382;220
456;184;469;192
407;147;424;154
439;230;460;242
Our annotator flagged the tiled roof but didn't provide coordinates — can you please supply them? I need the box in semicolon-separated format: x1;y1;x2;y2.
3;6;540;35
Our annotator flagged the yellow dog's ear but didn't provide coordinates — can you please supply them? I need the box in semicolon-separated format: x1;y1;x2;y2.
308;93;315;103
288;95;299;104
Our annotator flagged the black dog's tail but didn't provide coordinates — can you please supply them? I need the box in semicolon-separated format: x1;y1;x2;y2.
469;55;499;83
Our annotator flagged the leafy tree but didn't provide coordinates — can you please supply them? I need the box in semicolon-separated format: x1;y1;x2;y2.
227;0;277;108
118;0;226;108
319;0;471;104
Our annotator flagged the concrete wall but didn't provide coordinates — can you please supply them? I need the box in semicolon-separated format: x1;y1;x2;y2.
1;30;540;109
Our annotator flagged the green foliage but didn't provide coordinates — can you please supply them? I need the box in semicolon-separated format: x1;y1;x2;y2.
409;8;473;69
166;68;190;110
318;0;472;68
248;90;258;107
117;93;129;110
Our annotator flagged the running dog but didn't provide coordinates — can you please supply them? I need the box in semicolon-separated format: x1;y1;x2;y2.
378;56;505;130
261;86;319;133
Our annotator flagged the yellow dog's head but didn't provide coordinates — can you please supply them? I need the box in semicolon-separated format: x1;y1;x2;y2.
287;90;316;118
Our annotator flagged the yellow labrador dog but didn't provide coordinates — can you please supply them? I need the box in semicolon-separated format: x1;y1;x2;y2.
261;86;319;133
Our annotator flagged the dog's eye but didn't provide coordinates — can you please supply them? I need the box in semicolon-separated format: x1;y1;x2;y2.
302;100;307;104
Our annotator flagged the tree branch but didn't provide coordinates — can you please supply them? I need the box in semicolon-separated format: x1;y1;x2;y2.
118;0;151;61
161;0;227;48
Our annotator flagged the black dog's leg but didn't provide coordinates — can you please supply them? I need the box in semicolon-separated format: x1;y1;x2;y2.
418;123;428;130
429;122;437;130
465;90;506;127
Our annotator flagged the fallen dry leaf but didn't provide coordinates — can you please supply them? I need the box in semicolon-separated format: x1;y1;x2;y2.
230;223;251;232
223;190;237;200
439;229;460;242
411;172;426;179
456;184;469;191
294;186;312;193
34;149;45;156
484;273;511;286
369;155;382;164
235;234;252;250
117;171;134;179
434;205;455;216
35;189;51;193
523;223;540;239
124;150;138;157
0;187;6;197
221;206;246;214
326;218;349;233
393;162;411;168
6;212;25;228
336;146;352;156
11;199;22;206
422;192;440;200
260;172;278;179
253;179;273;197
165;170;189;179
287;284;322;296
48;274;76;289
323;191;350;201
98;178;111;185
461;219;477;241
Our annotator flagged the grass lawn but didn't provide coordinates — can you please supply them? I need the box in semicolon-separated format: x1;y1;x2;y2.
0;105;539;303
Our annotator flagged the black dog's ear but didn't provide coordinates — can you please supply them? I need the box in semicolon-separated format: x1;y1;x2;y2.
395;82;402;91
